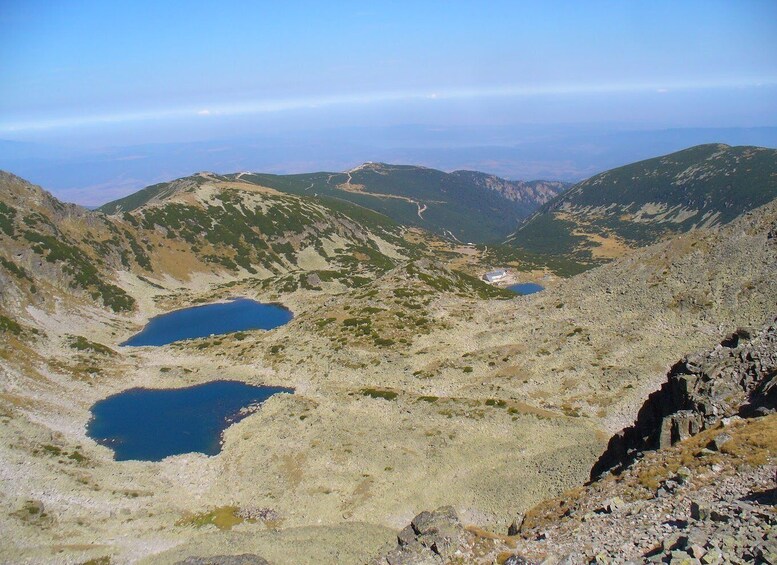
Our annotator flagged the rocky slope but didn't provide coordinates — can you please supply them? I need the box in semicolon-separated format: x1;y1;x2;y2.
506;144;777;267
377;318;777;564
592;318;777;477
447;170;568;208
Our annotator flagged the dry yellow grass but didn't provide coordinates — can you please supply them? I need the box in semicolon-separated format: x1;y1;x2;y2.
517;414;777;533
176;506;243;531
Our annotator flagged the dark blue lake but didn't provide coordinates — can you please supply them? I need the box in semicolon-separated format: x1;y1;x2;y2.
507;282;545;295
121;298;293;346
87;380;293;461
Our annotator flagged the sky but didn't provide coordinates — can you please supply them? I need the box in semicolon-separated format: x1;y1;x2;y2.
1;1;776;203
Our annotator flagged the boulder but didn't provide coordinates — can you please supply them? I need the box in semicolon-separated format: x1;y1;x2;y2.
707;433;732;451
690;501;711;521
377;506;465;565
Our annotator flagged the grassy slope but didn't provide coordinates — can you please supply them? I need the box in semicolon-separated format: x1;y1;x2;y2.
506;144;777;270
100;165;561;244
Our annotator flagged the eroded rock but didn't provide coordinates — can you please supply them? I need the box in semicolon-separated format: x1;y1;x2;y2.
592;317;777;477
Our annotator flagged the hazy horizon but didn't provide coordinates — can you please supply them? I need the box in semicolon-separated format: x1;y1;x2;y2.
1;1;776;204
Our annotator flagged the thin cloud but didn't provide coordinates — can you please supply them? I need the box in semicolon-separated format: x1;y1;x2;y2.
2;79;774;133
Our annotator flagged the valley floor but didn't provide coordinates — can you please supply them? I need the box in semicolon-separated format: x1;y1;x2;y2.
1;201;776;564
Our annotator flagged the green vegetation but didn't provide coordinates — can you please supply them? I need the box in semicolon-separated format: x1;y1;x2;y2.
0;314;23;335
68;335;115;356
132;191;401;279
361;388;398;401
98;177;208;214
406;262;515;299
231;165;558;243
509;213;587;256
42;444;62;456
137;275;163;289
0;202;17;236
0;256;32;281
36;443;88;464
122;229;152;270
81;557;111;565
485;398;507;408
22;230;135;312
484;244;592;277
177;506;243;531
507;144;777;268
314;317;336;328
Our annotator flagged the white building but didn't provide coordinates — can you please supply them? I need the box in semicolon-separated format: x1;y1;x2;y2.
483;269;507;283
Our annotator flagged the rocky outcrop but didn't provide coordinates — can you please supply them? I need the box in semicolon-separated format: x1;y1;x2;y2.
375;506;468;565
591;317;777;478
509;442;777;565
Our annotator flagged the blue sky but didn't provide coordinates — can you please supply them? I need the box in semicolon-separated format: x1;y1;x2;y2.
1;1;777;204
1;0;776;139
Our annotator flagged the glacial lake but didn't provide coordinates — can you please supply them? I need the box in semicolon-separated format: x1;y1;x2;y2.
86;380;293;461
507;282;545;295
121;298;293;346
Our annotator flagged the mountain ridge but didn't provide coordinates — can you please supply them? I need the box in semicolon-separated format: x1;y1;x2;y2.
0;170;429;316
505;143;777;267
98;163;570;244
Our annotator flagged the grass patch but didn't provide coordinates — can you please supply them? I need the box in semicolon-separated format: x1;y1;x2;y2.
361;388;398;401
314;317;336;328
81;557;111;565
68;450;87;463
177;506;243;531
68;335;115;356
0;314;23;336
42;444;63;456
485;398;507;408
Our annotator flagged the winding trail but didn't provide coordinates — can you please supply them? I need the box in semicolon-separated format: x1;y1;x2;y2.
443;229;464;243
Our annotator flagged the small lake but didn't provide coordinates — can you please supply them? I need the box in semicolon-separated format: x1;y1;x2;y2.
86;380;293;461
507;282;545;295
121;298;293;346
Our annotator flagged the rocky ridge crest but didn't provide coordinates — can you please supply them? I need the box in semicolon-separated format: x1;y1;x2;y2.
592;318;777;477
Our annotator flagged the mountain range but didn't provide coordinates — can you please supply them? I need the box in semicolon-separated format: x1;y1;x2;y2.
0;143;775;564
99;163;568;244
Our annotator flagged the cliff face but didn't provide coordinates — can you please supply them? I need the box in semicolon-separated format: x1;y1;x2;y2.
591;317;777;478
